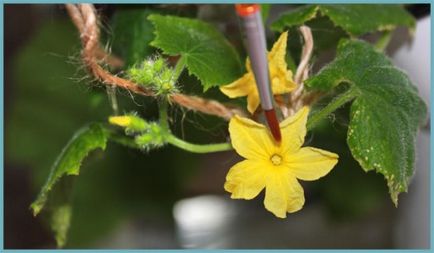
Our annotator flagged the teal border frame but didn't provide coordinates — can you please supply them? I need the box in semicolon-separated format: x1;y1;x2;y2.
1;1;431;251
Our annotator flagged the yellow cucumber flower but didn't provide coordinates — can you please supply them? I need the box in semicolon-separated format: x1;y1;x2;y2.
225;107;339;218
220;31;297;114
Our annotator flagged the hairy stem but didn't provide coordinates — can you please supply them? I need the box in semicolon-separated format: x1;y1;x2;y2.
109;134;140;149
166;134;233;153
106;85;119;115
159;99;169;131
306;88;358;130
375;31;393;52
160;99;233;153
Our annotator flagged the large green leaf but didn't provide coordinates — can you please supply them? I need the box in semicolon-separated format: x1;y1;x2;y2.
272;4;415;36
306;40;427;205
320;5;415;36
148;14;242;91
31;123;109;216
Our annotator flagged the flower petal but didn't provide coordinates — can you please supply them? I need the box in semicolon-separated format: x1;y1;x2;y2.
264;171;305;218
268;32;288;71
288;147;339;181
269;31;297;96
270;72;296;95
246;92;260;114
224;159;267;200
280;106;310;154
222;31;297;115
220;73;254;98
229;115;275;160
245;57;252;73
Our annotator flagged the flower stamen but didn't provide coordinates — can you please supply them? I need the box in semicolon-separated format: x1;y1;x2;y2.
270;154;282;165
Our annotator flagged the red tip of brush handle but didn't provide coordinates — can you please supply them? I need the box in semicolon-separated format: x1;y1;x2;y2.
264;109;281;144
235;4;260;17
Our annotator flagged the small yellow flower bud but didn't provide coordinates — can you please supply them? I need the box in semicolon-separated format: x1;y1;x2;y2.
109;116;131;127
109;115;149;132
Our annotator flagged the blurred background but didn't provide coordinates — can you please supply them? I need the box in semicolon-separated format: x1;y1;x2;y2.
4;4;430;249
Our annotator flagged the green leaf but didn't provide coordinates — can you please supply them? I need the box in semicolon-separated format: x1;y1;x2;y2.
271;5;319;31
110;8;156;67
31;123;109;216
148;14;242;90
320;5;415;36
306;40;427;205
272;5;415;36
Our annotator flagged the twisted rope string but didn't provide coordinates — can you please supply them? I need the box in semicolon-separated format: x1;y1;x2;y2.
288;25;314;115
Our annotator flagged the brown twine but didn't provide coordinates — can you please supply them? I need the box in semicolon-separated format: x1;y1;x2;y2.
169;93;245;119
294;26;313;86
94;47;124;68
288;25;314;116
65;4;245;121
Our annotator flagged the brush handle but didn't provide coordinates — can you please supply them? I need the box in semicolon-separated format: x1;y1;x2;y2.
236;4;273;111
236;4;281;143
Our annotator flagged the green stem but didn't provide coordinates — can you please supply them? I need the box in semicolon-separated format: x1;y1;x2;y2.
160;95;232;153
173;56;186;80
106;85;119;115
375;31;393;52
166;134;233;153
306;88;358;130
159;99;169;131
109;134;140;149
105;126;139;149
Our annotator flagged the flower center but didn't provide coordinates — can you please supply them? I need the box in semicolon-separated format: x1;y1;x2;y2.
270;154;282;166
